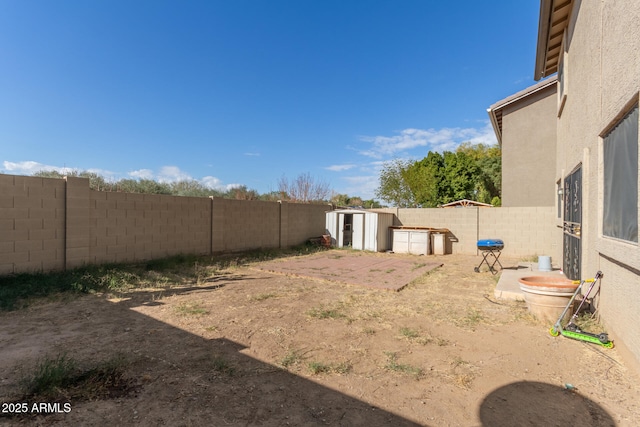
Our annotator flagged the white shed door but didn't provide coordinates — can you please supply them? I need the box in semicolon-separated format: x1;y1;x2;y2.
352;214;364;250
337;214;345;248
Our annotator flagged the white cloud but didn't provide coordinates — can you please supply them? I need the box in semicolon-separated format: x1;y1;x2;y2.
340;174;379;200
326;164;356;172
157;166;192;182
3;160;238;192
358;121;497;159
2;160;74;175
201;176;241;191
128;169;155;180
244;152;261;157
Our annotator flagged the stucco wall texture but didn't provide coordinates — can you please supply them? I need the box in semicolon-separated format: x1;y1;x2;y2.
555;1;640;370
501;84;558;207
0;174;329;275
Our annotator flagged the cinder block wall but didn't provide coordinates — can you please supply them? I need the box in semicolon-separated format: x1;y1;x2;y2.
373;206;557;258
89;191;212;264
282;203;330;247
0;174;66;275
212;198;280;253
398;207;478;254
1;174;333;275
479;207;561;261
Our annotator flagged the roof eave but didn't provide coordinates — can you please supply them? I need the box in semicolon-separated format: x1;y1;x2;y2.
534;0;554;81
487;107;502;146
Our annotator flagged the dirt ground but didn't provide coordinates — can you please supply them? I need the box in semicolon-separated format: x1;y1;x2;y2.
1;250;640;426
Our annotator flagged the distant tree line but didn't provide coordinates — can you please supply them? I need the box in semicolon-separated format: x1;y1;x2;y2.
375;142;501;208
31;170;381;206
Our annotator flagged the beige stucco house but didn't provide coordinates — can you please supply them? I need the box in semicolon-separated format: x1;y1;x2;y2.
488;76;558;207
534;0;640;371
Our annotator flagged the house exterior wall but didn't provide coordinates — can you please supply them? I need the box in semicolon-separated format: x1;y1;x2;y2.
553;0;640;371
501;84;558;207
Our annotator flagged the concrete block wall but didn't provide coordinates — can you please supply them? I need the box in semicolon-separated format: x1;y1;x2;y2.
212;198;281;253
1;174;332;275
373;206;557;258
479;207;561;261
89;191;212;264
0;174;66;275
282;203;330;247
397;208;478;255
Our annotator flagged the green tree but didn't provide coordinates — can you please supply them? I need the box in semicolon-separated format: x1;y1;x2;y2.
224;185;259;200
169;180;218;197
375;143;502;208
441;151;479;203
404;152;444;207
375;159;417;207
116;179;172;194
456;142;501;204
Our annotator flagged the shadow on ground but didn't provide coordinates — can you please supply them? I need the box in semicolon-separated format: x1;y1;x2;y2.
479;381;614;426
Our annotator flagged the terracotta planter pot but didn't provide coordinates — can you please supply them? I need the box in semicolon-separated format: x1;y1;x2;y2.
518;276;579;323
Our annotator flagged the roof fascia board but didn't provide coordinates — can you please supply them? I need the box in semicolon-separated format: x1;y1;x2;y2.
535;0;554;80
487;76;558;145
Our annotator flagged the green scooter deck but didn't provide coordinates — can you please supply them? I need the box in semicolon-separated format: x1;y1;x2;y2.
550;327;614;348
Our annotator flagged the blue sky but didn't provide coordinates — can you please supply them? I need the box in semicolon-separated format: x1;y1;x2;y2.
1;1;541;200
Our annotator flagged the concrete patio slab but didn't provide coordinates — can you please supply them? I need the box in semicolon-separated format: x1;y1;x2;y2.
495;261;567;301
254;250;443;292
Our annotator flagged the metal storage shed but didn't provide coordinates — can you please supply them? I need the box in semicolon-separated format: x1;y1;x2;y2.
325;210;394;252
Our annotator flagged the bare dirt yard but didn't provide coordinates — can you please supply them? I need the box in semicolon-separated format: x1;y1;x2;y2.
1;250;640;426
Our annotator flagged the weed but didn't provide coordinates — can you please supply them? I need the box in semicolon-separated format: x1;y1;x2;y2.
20;353;133;401
0;247;326;312
307;360;352;375
308;361;332;375
455;373;475;389
450;356;470;368
280;349;304;368
573;311;603;332
362;327;377;335
175;302;209;316
454;308;485;329
383;352;423;379
210;356;235;375
307;305;346;319
399;327;420;340
436;337;450;346
449;357;477;389
385;268;396;274
333;362;353;374
250;293;278;302
21;354;77;398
